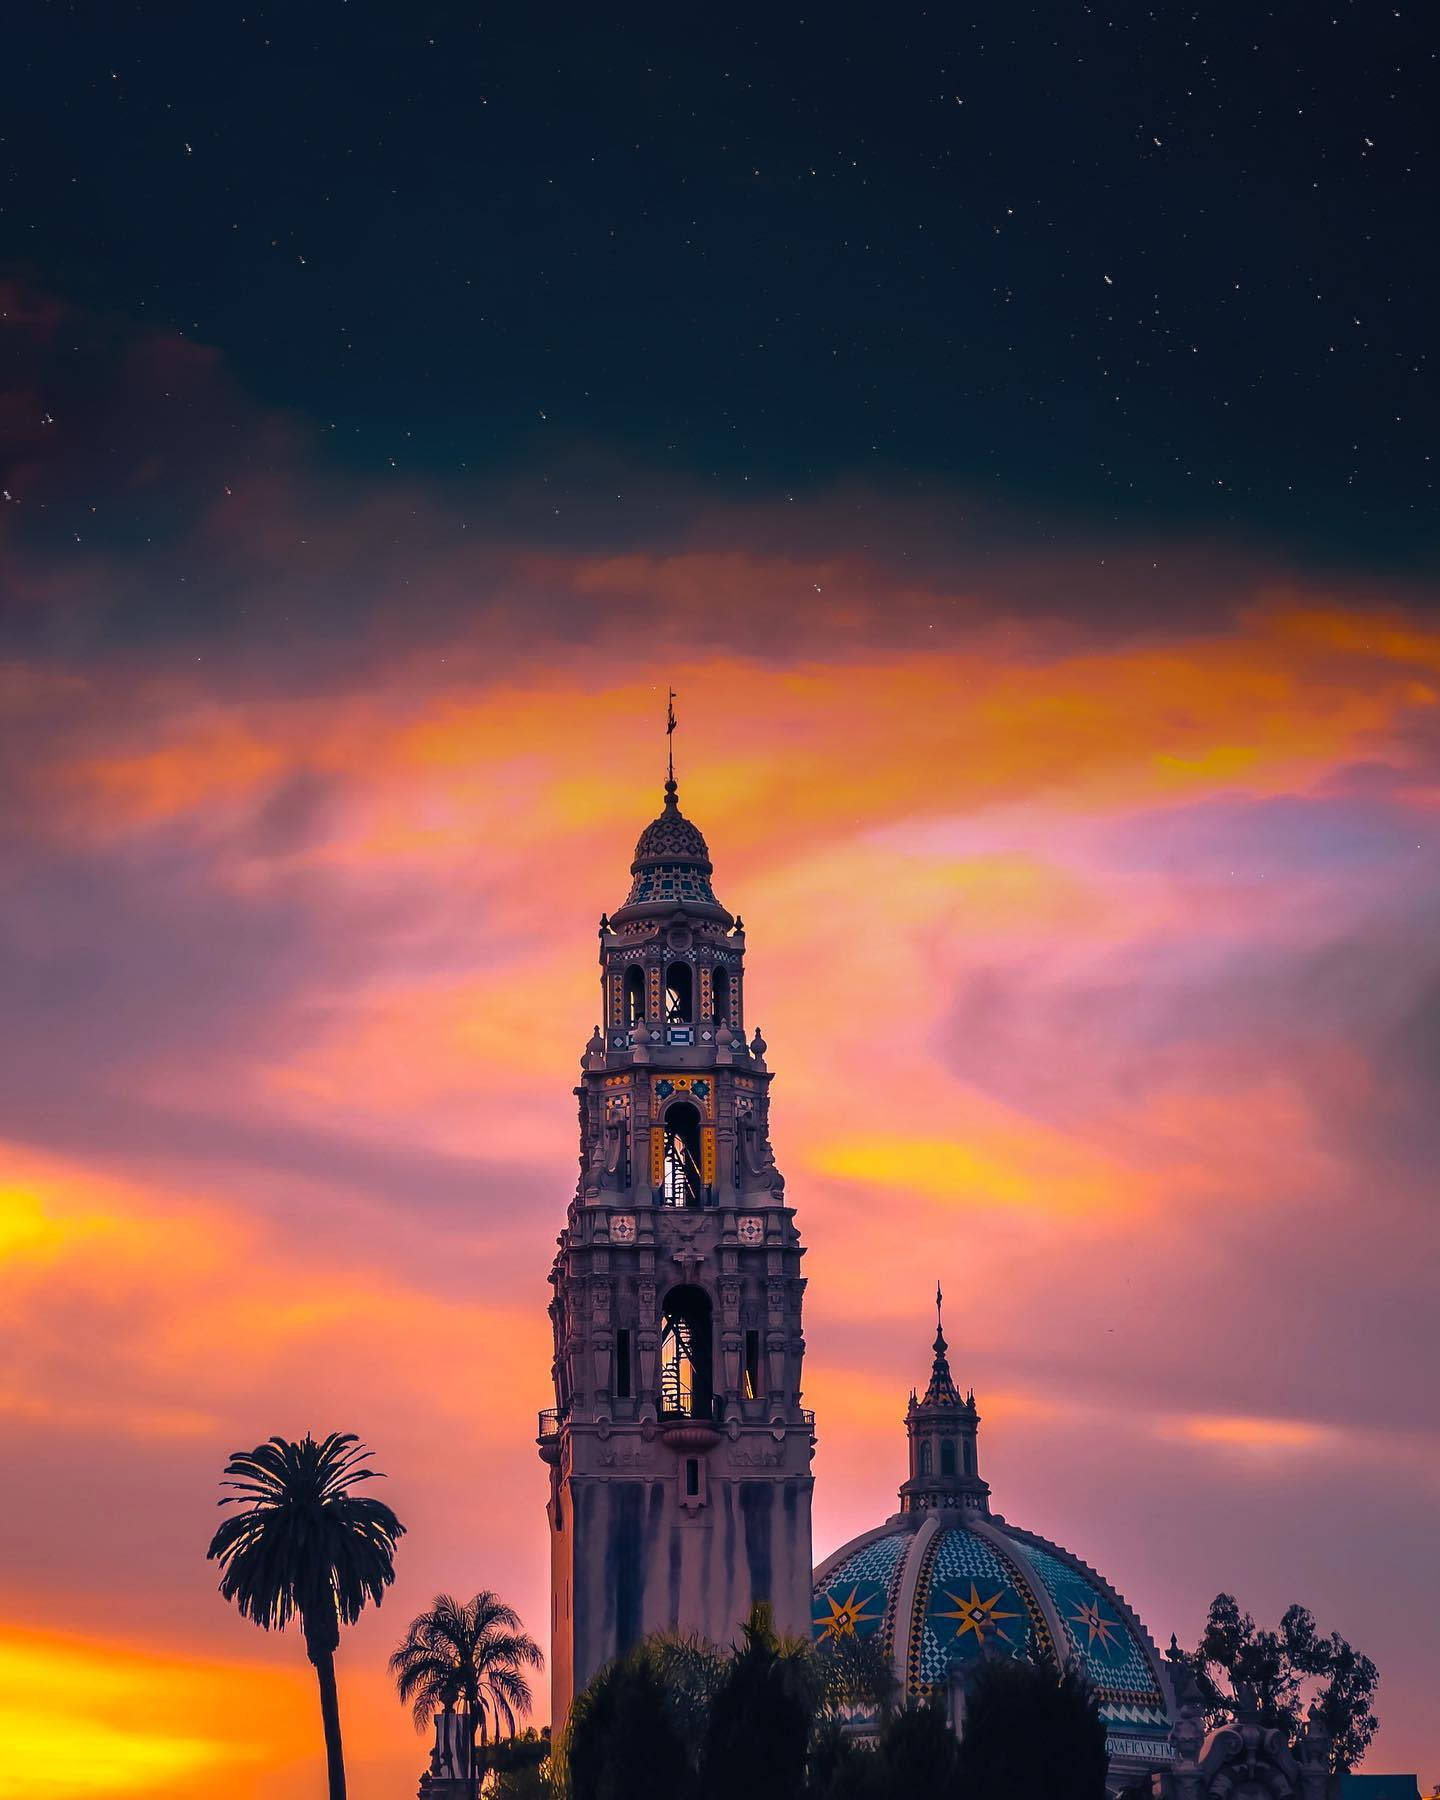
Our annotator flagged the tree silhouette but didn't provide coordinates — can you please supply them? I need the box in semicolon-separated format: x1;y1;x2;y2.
389;1591;543;1800
872;1699;962;1793
1178;1593;1379;1772
206;1432;404;1800
954;1656;1108;1800
698;1604;815;1800
563;1647;696;1800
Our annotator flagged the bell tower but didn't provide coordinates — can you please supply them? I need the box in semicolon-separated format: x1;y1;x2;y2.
539;760;815;1727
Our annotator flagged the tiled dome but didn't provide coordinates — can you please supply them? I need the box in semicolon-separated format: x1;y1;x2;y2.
632;783;712;867
616;779;725;914
813;1513;1173;1777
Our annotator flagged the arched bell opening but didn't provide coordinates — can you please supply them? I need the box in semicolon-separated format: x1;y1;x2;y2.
940;1439;957;1477
712;964;731;1024
662;1099;705;1208
918;1439;933;1477
665;960;693;1024
962;1438;976;1478
623;966;645;1027
660;1284;714;1419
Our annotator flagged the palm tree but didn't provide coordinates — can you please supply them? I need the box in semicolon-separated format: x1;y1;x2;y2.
390;1591;544;1800
206;1432;404;1800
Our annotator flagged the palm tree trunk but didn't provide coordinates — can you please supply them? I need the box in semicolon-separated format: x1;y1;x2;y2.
310;1641;347;1800
468;1702;481;1800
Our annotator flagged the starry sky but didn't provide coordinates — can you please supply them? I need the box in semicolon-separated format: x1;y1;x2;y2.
2;4;1437;1796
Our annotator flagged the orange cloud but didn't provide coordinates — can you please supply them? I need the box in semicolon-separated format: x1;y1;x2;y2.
1164;1414;1337;1452
26;595;1440;864
812;1129;1140;1218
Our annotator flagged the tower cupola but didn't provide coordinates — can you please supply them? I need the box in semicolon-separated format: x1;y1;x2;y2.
898;1285;990;1516
610;776;731;926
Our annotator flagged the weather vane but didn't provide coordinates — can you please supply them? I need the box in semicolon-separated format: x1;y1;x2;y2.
666;686;677;785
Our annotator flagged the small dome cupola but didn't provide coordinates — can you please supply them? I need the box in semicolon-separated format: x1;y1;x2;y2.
899;1284;990;1517
608;709;732;925
616;776;728;918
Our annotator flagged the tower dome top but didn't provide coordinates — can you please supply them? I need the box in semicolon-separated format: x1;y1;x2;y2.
613;778;730;921
632;778;713;870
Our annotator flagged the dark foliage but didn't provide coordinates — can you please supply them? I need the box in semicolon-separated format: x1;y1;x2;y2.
953;1656;1108;1800
872;1699;963;1792
699;1606;815;1800
804;1722;877;1800
1177;1593;1379;1772
561;1604;892;1800
486;1729;551;1799
565;1650;695;1800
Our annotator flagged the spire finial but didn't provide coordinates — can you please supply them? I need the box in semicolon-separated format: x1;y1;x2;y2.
665;687;678;802
919;1281;960;1407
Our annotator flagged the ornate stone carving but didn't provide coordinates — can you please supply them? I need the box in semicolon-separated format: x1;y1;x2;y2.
728;1442;783;1467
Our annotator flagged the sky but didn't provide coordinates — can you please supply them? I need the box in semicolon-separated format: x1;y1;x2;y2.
2;4;1438;1796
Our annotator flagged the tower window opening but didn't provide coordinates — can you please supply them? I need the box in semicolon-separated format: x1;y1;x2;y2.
660;1285;713;1419
712;964;730;1023
685;1457;700;1497
919;1439;933;1476
615;1329;632;1400
665;961;693;1024
662;1100;705;1208
623;966;645;1027
963;1438;976;1477
743;1329;762;1400
940;1439;957;1477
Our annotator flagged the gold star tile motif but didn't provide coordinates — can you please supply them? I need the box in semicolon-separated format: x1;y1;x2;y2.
1068;1596;1124;1657
935;1581;1021;1647
814;1584;882;1644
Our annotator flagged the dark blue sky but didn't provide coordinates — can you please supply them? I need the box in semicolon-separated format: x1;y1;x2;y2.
2;1;1435;568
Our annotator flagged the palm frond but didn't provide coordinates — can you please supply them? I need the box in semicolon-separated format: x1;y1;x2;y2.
207;1432;404;1650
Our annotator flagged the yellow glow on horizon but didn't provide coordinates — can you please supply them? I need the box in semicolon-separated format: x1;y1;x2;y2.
0;1629;308;1800
0;1185;79;1261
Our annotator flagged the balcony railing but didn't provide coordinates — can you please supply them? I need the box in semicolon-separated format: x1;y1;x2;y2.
540;1400;812;1436
657;1393;725;1426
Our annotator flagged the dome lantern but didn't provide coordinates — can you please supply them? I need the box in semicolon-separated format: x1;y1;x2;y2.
899;1283;989;1517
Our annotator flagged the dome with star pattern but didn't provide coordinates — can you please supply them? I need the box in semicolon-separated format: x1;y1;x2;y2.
813;1511;1174;1775
812;1304;1175;1786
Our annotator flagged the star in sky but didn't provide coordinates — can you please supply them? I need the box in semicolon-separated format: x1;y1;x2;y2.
935;1581;1022;1647
815;1584;882;1644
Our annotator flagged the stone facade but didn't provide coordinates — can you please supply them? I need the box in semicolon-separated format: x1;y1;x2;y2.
1121;1683;1336;1800
539;776;815;1730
